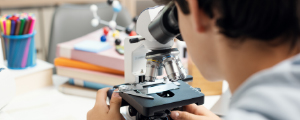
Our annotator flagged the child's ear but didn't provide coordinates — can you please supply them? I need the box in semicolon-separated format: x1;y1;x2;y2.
188;0;210;33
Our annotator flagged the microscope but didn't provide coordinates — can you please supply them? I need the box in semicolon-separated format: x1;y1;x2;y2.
108;1;204;120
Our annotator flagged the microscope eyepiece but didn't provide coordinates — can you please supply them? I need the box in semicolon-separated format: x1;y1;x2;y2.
148;1;182;44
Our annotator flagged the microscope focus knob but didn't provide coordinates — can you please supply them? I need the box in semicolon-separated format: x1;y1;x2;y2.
165;109;171;116
128;106;138;116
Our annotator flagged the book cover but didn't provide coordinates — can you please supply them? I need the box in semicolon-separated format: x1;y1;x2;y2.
56;66;124;86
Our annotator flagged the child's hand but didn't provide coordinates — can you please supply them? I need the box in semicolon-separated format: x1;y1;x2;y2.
87;88;124;120
170;104;221;120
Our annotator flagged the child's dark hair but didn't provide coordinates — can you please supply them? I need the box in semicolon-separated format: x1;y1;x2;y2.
154;0;300;47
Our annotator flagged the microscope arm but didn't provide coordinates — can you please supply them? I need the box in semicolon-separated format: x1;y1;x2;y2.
124;36;149;83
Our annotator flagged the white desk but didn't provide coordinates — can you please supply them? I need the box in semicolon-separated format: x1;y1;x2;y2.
2;78;230;120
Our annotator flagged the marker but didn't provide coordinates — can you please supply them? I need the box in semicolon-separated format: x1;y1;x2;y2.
10;20;16;68
28;17;35;34
26;18;33;34
23;18;30;34
29;17;36;66
19;18;26;35
21;17;36;68
0;18;4;34
3;20;6;35
15;20;21;35
2;20;8;61
13;19;21;68
6;20;11;35
10;20;15;35
5;20;12;67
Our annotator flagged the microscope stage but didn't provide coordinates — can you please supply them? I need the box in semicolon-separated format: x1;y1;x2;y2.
119;80;205;117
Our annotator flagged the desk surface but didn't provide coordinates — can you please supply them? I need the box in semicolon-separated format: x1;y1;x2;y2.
2;79;229;120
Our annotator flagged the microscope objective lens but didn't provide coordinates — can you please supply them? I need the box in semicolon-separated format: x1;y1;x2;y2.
163;57;181;81
145;60;160;82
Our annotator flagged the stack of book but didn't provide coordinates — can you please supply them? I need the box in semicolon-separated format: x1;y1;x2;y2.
55;28;127;98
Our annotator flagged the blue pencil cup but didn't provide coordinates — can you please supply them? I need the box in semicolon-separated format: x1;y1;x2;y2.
1;31;37;69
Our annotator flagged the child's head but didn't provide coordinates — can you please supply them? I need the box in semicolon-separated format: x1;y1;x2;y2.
155;0;300;81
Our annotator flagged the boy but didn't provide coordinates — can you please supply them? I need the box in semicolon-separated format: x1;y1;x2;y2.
87;0;300;120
